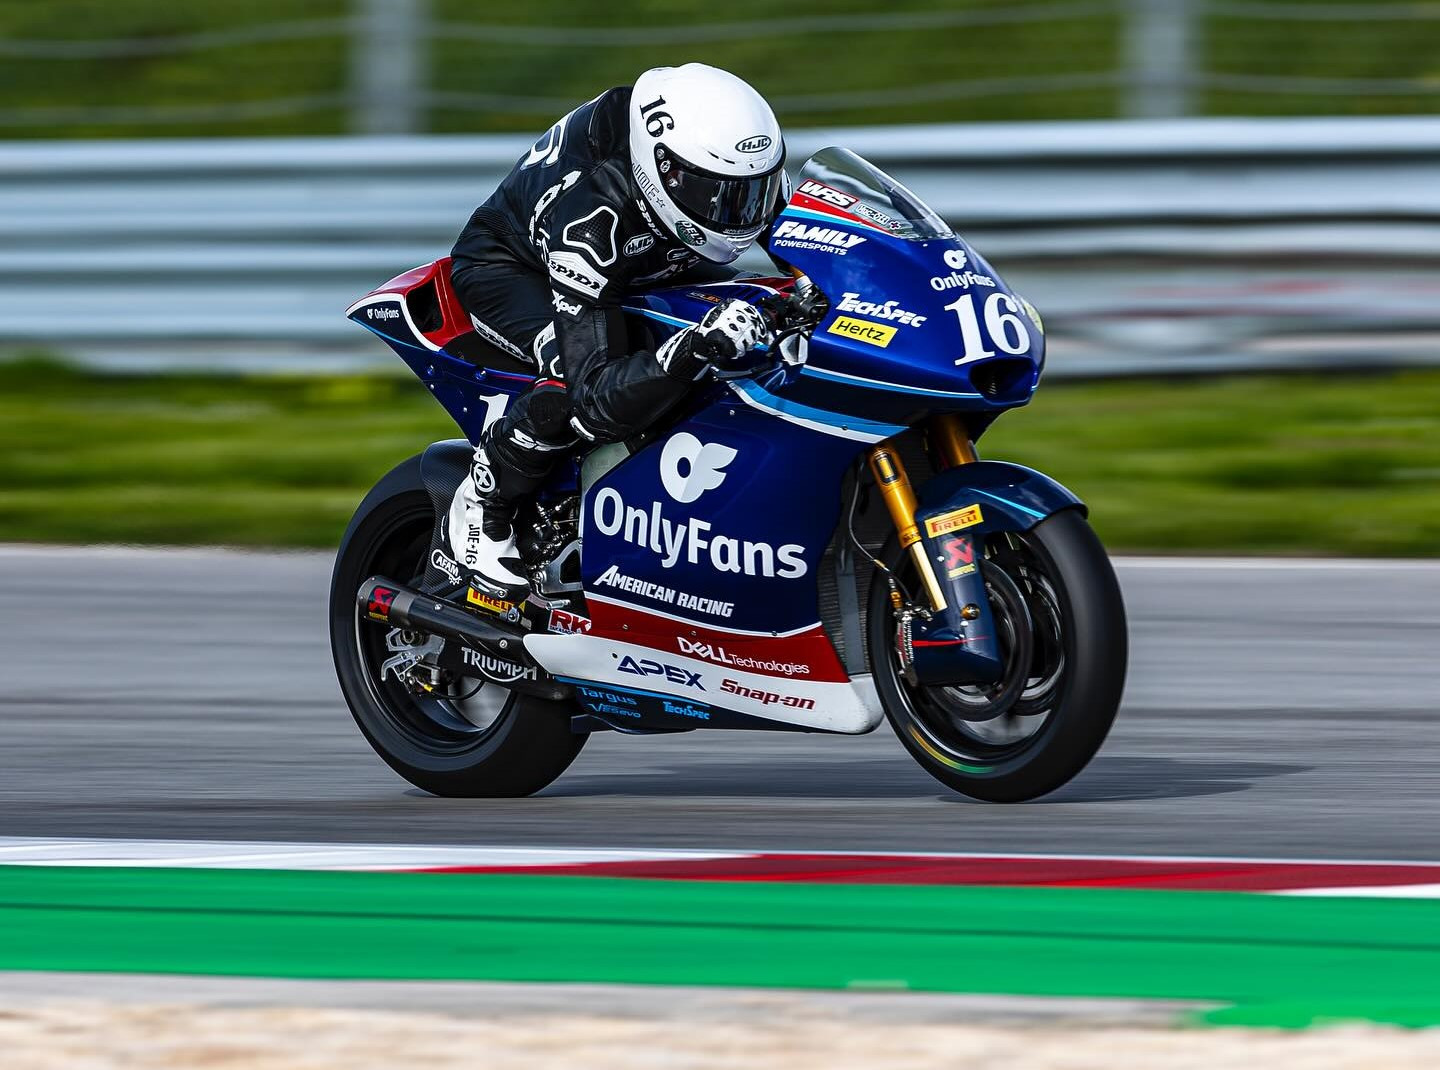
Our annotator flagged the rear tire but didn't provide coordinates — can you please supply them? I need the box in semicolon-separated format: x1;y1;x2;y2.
328;454;587;797
869;508;1126;802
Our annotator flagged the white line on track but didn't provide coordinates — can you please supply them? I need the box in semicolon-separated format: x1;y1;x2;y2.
3;836;1440;871
0;837;739;871
1278;883;1440;898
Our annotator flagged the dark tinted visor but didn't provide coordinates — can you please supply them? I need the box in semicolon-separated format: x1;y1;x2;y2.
657;145;785;231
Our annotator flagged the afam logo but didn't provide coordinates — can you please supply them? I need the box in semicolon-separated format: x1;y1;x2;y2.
660;432;737;504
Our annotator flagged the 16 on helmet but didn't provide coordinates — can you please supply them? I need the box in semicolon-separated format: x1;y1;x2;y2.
629;64;786;264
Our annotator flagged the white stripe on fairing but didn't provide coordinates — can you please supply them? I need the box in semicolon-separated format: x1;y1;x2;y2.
344;291;441;353
1278;883;1440;898
0;837;743;871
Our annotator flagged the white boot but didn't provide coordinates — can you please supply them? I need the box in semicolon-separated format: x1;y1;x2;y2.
446;446;530;600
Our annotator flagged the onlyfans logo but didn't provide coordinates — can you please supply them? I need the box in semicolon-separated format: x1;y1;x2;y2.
590;432;805;579
660;432;737;504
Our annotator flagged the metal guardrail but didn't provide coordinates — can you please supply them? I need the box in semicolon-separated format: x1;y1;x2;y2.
2;116;1439;375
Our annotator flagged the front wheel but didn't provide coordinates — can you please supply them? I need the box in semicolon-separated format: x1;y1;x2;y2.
868;508;1126;802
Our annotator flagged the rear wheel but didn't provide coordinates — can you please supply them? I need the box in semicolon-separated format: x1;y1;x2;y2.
868;508;1126;801
328;455;587;797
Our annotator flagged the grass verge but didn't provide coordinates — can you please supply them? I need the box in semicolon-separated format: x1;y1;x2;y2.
1;866;1438;1029
2;359;1439;555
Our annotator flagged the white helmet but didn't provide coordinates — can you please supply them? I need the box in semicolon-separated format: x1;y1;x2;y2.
629;64;786;264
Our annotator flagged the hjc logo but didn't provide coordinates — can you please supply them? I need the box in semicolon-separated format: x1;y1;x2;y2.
659;432;737;504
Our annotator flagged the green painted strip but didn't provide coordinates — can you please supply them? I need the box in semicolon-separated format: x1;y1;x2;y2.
0;866;1437;1029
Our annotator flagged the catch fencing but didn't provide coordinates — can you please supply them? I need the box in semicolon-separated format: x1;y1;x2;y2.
2;116;1439;376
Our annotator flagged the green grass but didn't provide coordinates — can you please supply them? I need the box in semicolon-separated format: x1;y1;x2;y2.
2;0;1439;138
3;358;1440;555
3;866;1440;1029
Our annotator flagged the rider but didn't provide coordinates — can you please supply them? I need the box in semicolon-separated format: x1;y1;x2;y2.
447;64;789;599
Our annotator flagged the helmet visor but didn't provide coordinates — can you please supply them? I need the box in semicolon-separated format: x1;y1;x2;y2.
657;146;786;232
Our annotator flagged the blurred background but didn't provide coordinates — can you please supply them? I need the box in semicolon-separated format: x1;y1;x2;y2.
2;0;1438;554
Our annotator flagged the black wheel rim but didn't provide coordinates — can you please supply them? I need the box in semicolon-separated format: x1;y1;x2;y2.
350;501;515;756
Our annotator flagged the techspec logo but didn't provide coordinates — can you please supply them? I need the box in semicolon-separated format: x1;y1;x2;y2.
677;637;811;677
835;292;927;327
591;432;807;579
660;432;735;504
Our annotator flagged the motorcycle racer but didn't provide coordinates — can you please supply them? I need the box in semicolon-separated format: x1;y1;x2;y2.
447;63;788;599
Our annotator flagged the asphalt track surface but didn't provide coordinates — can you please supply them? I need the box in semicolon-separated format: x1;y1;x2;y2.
3;547;1438;859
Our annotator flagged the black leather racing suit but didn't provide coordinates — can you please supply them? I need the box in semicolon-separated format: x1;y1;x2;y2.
451;86;767;503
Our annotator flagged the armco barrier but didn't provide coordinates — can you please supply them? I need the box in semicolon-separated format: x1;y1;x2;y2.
2;116;1438;375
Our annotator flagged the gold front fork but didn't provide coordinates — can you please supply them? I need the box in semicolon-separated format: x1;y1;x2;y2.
865;415;978;612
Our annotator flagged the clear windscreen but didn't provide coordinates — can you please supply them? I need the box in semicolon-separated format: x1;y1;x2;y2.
792;147;952;241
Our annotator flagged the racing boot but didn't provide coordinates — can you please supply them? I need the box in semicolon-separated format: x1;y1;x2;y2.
446;441;530;602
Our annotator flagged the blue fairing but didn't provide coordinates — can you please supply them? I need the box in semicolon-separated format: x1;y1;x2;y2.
915;462;1086;534
346;149;1067;716
580;376;870;635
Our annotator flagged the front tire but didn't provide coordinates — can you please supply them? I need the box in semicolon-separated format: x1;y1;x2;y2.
328;454;587;797
869;508;1126;802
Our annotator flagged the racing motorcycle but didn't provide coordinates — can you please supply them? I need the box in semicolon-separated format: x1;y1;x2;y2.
330;147;1127;803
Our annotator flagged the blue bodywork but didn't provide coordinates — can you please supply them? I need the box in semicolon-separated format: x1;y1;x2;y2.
348;149;1081;717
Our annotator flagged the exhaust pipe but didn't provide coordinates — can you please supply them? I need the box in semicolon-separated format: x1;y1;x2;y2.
356;576;568;701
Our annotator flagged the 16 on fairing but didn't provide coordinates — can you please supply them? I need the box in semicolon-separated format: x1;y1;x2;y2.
329;147;1127;802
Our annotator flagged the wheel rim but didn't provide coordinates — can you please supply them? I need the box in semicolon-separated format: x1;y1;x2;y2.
889;531;1068;768
350;502;516;756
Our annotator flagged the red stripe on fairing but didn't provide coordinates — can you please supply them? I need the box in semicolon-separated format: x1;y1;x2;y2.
412;853;1440;891
585;601;849;682
788;193;885;232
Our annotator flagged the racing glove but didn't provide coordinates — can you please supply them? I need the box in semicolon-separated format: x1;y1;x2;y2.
656;298;774;381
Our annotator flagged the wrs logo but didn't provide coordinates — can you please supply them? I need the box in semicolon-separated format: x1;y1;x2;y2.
660;432;737;504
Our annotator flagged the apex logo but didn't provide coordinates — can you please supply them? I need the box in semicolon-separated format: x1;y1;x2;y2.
617;656;705;690
660;432;737;504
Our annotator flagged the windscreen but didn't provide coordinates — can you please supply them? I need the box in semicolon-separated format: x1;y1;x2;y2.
792;147;952;241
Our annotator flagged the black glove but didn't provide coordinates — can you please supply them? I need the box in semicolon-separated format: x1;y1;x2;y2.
656;299;775;381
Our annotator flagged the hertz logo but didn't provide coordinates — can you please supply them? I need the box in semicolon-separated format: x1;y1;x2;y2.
827;316;896;348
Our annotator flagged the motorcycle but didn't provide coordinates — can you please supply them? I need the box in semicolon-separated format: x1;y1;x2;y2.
330;147;1127;803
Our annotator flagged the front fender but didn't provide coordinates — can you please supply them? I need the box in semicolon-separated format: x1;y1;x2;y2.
914;461;1084;536
902;462;1083;687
